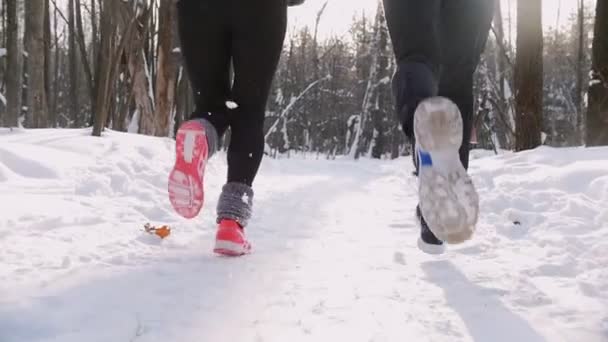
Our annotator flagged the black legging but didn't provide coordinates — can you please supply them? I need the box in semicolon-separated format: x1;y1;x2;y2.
382;0;494;169
177;0;287;186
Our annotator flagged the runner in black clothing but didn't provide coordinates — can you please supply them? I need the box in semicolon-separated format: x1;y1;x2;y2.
382;0;495;253
168;0;304;256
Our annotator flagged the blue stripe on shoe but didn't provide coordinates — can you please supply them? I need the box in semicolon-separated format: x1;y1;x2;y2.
419;150;433;167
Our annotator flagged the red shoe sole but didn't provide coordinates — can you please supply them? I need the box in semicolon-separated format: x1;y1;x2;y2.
168;121;209;219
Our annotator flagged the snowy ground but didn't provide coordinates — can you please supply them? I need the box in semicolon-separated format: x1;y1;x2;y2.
1;128;607;342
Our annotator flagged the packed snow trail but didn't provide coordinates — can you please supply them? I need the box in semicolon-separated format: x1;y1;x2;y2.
0;128;607;342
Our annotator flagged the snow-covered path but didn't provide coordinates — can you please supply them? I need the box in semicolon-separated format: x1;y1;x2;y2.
1;129;606;342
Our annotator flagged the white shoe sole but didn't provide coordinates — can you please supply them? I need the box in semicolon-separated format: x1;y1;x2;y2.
414;97;479;244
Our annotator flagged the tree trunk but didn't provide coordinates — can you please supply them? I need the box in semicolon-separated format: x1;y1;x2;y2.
51;1;60;123
75;0;95;120
92;0;117;136
90;0;98;77
6;0;23;127
1;0;6;50
575;0;585;144
154;0;179;137
492;1;514;149
92;0;140;136
514;0;543;151
371;4;389;159
587;0;608;146
309;2;328;151
44;0;53;126
494;2;507;99
132;50;155;135
68;0;80;127
26;0;49;128
175;68;194;137
350;12;381;159
122;5;155;135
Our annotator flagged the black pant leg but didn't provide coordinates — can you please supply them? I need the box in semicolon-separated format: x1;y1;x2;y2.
438;0;495;169
383;0;441;141
226;0;287;186
177;0;231;136
383;0;442;71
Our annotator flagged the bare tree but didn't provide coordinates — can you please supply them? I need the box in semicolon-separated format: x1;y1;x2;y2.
153;0;179;137
25;0;49;128
75;0;95;117
125;4;155;135
92;0;129;136
514;0;543;151
68;0;80;126
308;1;328;150
264;75;330;142
349;7;385;159
44;0;53;126
370;2;390;159
90;0;98;74
575;0;586;144
6;0;23;127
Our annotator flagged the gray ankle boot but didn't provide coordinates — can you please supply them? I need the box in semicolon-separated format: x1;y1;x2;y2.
216;182;254;227
193;118;219;157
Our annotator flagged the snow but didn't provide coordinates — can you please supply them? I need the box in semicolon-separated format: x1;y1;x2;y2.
128;110;140;133
1;129;607;342
590;79;602;86
347;114;360;128
226;100;239;109
0;48;6;57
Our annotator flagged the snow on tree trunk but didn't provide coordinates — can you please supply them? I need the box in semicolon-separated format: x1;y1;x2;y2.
281;117;290;151
117;5;155;136
349;7;383;160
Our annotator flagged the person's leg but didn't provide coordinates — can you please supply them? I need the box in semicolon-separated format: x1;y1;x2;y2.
413;0;494;246
169;0;232;219
212;0;287;256
227;0;287;187
383;0;441;141
383;0;448;252
177;0;231;138
438;0;495;169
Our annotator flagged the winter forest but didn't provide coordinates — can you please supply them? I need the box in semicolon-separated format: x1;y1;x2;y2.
0;0;607;156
